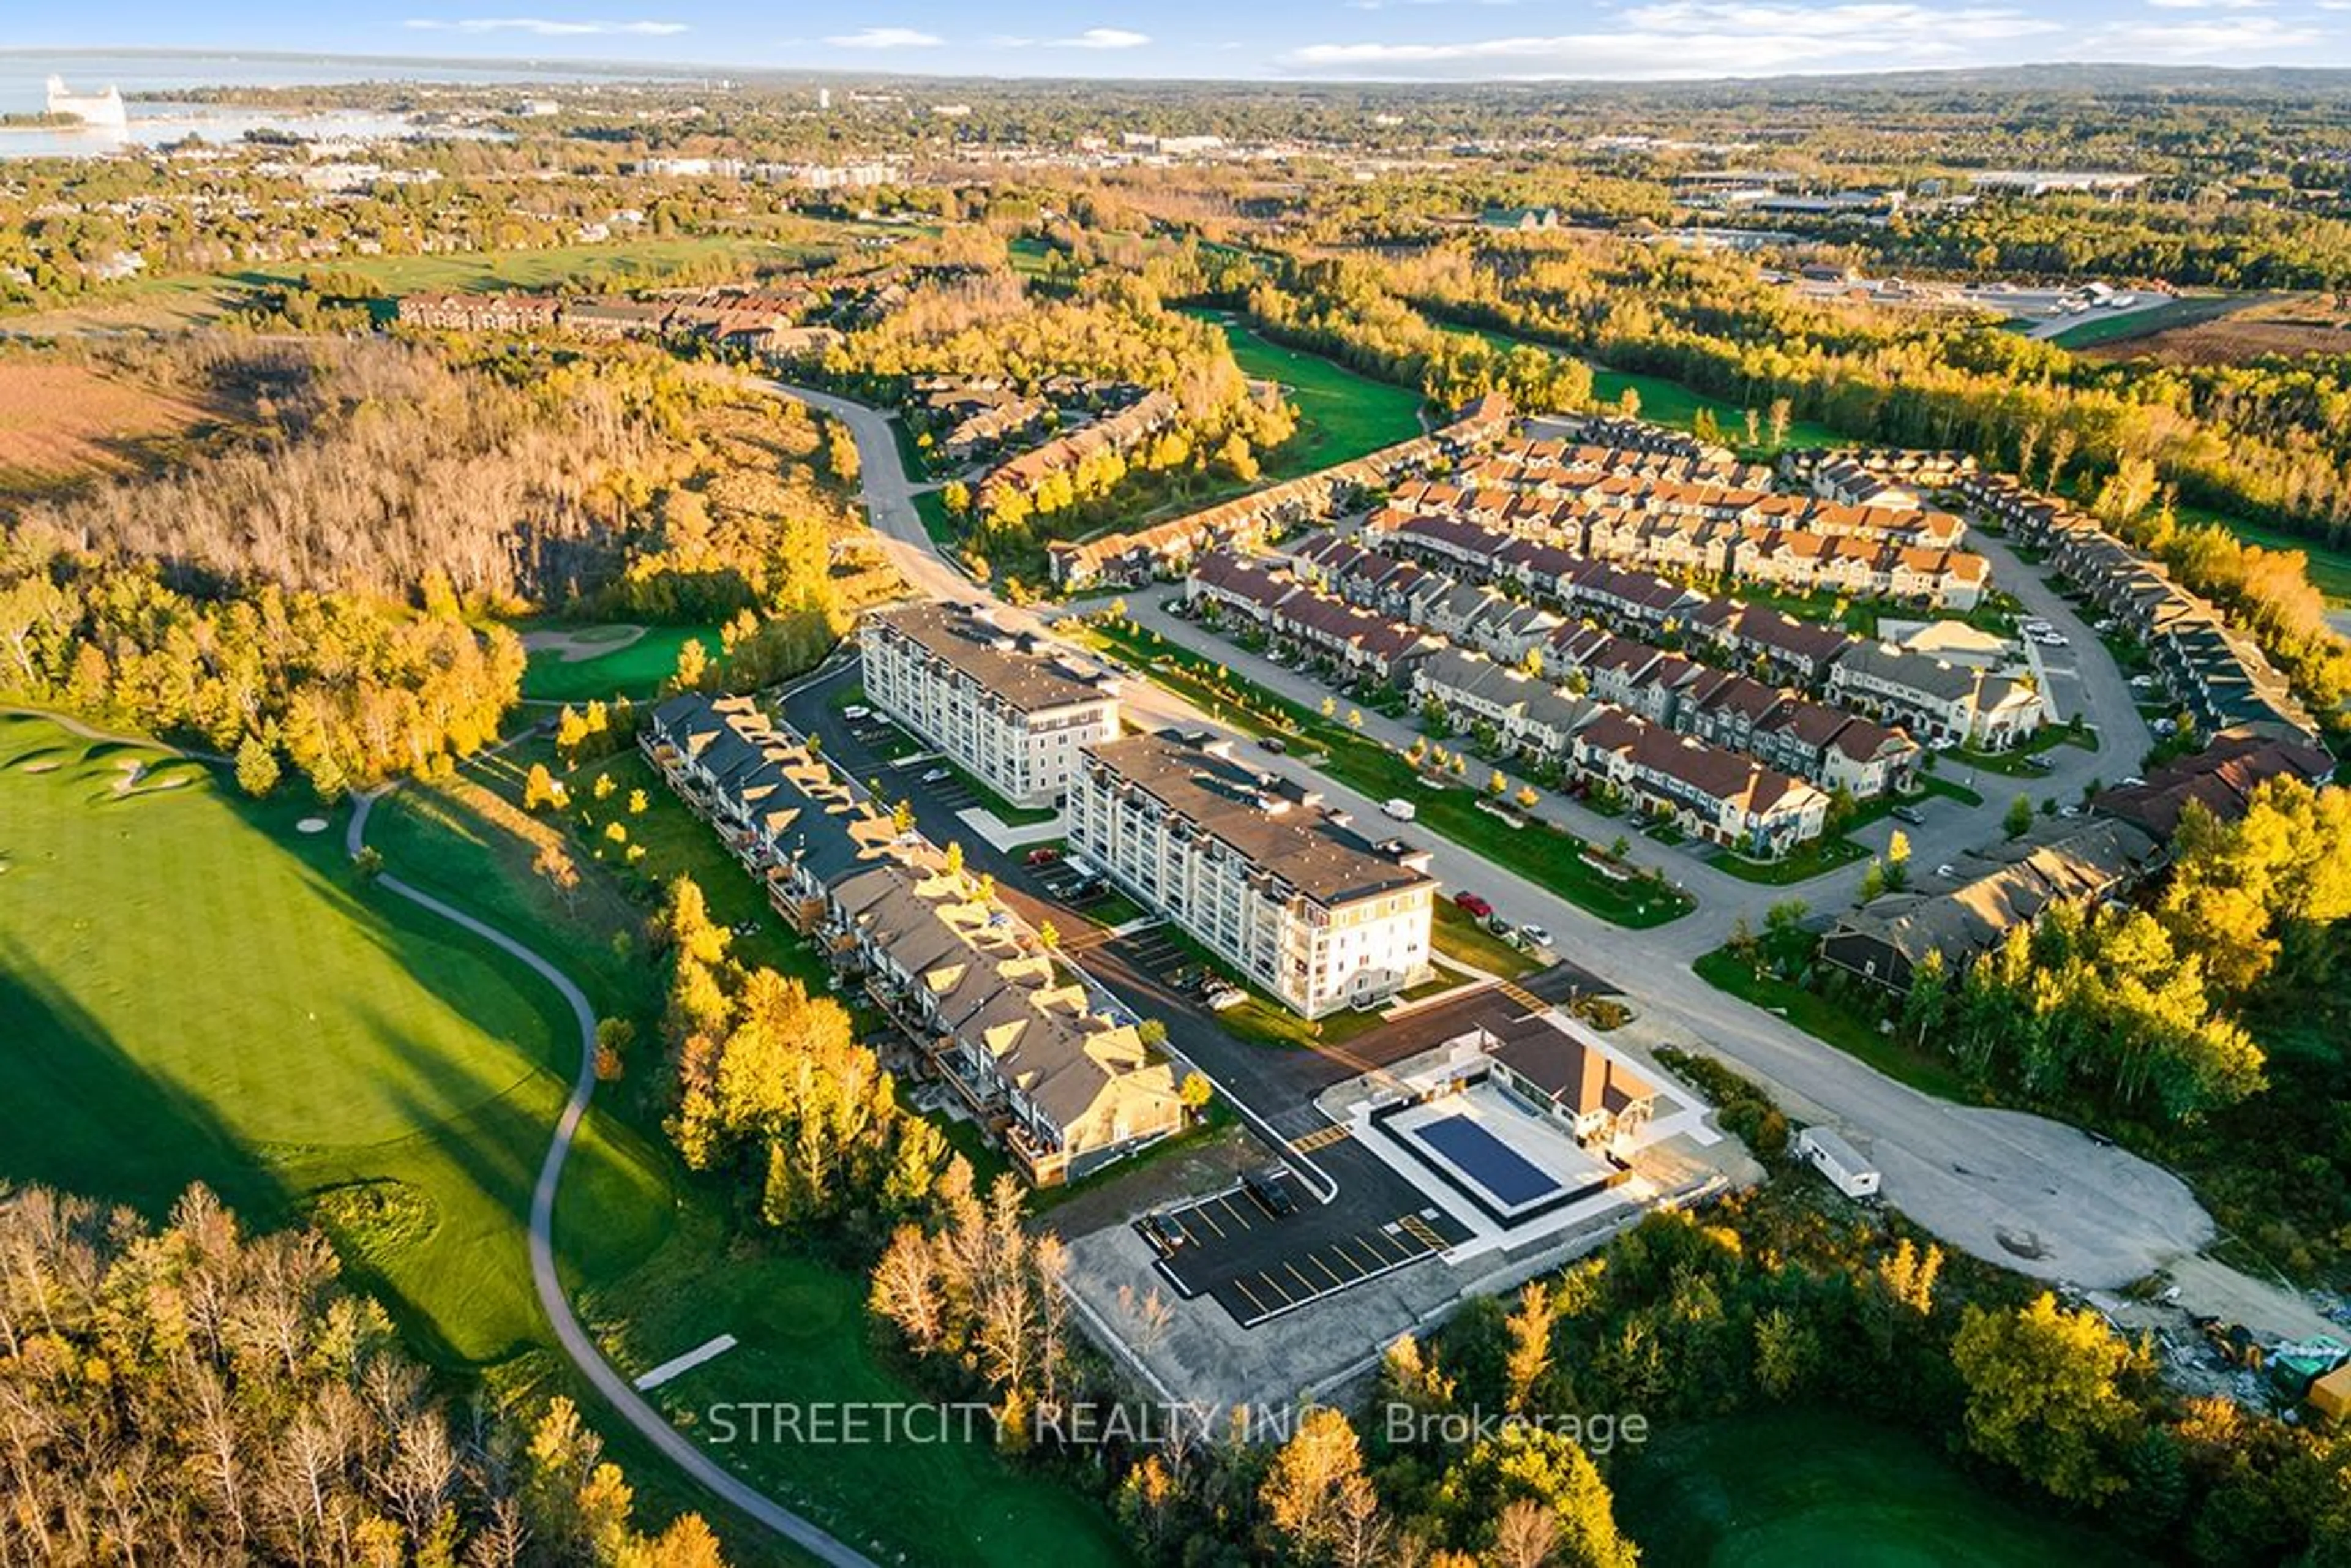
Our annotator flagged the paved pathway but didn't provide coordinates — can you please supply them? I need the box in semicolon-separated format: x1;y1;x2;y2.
345;789;879;1568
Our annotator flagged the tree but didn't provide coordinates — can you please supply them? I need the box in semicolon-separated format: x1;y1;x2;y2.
1261;1407;1371;1562
1178;1071;1213;1113
1883;830;1912;891
1767;396;1793;448
234;734;280;798
525;762;564;812
1502;1280;1558;1413
1953;1294;2145;1506
672;636;710;693
1137;1017;1168;1047
2004;795;2035;838
533;842;582;912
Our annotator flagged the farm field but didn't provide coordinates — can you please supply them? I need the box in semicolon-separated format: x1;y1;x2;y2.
2068;291;2345;363
0;358;218;493
1614;1406;2140;1567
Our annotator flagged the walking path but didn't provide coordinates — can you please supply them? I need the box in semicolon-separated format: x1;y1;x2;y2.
345;788;879;1568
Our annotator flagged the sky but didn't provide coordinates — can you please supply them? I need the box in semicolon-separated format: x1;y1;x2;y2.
13;0;2351;81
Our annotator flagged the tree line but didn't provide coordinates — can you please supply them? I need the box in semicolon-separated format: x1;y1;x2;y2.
0;1182;724;1566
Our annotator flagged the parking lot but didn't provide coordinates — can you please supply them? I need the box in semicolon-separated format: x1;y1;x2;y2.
1140;1178;1469;1329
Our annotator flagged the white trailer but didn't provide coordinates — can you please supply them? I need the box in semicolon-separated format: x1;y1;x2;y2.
1797;1126;1881;1199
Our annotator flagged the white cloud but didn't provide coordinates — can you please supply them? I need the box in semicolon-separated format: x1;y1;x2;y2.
823;26;945;48
2076;13;2318;50
1050;27;1153;48
404;15;687;34
2144;0;2270;10
1287;2;2060;76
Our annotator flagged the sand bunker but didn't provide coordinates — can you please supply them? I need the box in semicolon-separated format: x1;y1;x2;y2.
522;625;648;664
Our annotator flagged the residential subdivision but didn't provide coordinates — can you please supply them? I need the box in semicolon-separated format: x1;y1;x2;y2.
642;691;1185;1184
858;601;1122;809
1065;727;1439;1018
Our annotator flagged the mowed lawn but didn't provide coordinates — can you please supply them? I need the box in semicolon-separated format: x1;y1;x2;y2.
520;622;724;703
234;234;830;304
1614;1406;2141;1567
0;713;675;1368
1194;313;1428;474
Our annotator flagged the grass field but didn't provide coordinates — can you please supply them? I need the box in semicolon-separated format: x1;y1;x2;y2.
1615;1406;2140;1567
2173;503;2351;605
243;235;831;304
2052;293;2259;353
0;711;680;1368
1191;312;1428;475
520;623;723;703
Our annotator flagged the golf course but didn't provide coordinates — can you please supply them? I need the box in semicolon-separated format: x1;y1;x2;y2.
0;709;1125;1565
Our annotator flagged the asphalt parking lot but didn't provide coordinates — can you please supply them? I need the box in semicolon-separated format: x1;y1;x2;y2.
1141;1177;1471;1329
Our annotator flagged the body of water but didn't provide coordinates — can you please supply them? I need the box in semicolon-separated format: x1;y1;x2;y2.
0;50;661;159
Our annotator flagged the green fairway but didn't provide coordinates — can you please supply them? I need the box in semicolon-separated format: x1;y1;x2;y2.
1193;312;1428;475
1616;1406;2139;1567
521;623;723;703
1455;323;1843;450
0;711;676;1368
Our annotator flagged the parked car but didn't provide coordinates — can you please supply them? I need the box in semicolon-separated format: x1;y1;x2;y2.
1026;846;1062;866
1935;863;1958;879
2118;775;2145;788
1454;891;1494;919
920;767;952;784
1518;923;1551;948
1382;798;1417;822
1243;1168;1298;1218
1258;735;1288;754
1205;985;1248;1011
1140;1214;1188;1258
2060;804;2082;817
842;704;872;721
1892;805;1928;825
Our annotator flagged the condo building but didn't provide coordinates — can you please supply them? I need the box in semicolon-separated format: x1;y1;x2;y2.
1068;729;1437;1018
858;602;1120;809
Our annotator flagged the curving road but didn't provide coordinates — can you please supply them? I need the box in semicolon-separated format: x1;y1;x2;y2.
345;790;879;1568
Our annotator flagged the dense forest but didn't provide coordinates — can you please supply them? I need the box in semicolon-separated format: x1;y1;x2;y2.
0;1183;724;1565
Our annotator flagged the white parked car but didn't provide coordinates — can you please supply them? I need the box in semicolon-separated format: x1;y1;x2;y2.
842;704;872;721
1935;863;1958;879
920;767;952;784
1382;798;1417;822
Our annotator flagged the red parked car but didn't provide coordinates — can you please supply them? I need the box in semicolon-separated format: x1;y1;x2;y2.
1453;891;1493;919
1025;846;1063;867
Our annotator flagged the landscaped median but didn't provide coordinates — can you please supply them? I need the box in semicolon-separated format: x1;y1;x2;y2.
1074;618;1695;929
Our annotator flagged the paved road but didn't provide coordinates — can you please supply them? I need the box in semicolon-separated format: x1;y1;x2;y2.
346;790;879;1568
759;380;2232;1296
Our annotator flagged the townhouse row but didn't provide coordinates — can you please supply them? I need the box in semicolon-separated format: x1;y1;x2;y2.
1337;511;2043;750
1194;544;1921;799
1044;392;1513;590
1959;473;2324;748
1376;482;1987;610
975;388;1182;511
641;692;1186;1184
395;285;841;357
1183;549;1839;856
